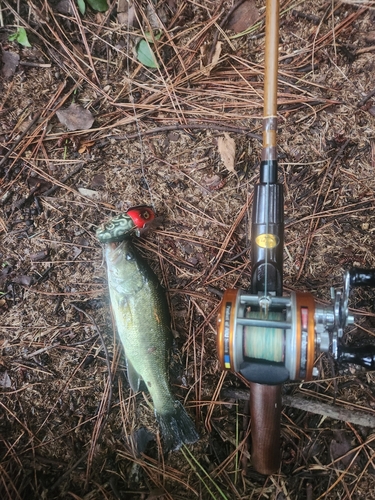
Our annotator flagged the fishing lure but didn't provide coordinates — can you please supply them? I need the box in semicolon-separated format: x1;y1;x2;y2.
96;206;155;243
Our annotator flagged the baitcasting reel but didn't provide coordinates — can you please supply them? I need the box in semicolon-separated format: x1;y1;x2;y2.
215;0;375;475
217;269;375;384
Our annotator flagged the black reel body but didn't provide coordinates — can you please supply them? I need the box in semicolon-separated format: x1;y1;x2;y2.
217;269;375;384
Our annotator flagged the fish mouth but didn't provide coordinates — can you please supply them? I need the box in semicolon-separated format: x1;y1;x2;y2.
106;240;128;263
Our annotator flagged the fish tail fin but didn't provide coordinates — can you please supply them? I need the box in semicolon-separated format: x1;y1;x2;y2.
156;401;199;451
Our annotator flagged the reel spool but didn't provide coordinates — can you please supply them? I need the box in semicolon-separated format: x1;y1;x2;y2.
216;271;365;384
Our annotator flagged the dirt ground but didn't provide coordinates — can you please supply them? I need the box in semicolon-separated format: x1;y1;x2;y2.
1;0;375;498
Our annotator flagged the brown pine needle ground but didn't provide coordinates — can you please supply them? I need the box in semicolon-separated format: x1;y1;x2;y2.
1;0;375;498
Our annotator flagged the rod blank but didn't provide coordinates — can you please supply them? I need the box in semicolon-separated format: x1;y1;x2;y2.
262;0;280;162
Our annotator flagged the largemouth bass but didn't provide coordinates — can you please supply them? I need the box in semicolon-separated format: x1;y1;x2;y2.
97;211;199;451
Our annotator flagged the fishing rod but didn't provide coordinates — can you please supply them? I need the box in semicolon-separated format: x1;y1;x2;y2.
216;0;375;475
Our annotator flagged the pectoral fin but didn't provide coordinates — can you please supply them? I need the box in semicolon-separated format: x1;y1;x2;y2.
126;358;142;392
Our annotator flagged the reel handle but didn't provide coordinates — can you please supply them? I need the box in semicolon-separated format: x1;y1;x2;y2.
349;268;375;288
338;267;375;369
338;345;375;369
249;382;282;475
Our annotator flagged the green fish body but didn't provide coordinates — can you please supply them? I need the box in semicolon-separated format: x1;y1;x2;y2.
104;239;199;450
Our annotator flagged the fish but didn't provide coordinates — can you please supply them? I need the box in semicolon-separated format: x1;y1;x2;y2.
98;213;199;451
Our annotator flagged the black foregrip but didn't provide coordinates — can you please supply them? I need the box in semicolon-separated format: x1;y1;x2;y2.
338;345;375;370
260;159;278;184
251;161;284;296
349;269;375;288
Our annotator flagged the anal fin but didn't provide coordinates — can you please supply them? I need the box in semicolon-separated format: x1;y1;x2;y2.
126;358;142;392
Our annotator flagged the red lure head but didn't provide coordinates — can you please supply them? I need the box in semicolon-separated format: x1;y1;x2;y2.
126;206;156;230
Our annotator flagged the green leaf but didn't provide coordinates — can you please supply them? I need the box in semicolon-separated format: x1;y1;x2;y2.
86;0;108;11
77;0;86;15
136;39;159;68
8;27;32;47
144;30;162;43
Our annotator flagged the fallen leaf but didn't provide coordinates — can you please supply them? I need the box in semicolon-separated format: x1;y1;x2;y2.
217;133;236;173
146;488;166;500
78;140;95;154
211;41;222;66
365;31;375;44
144;31;162;43
0;371;12;389
275;494;286;500
200;41;222;76
12;275;35;287
330;430;358;468
28;176;53;194
56;0;75;15
179;242;195;255
8;27;32;47
187;256;198;266
136;39;159;69
76;236;89;247
72;43;85;60
117;0;137;26
146;2;166;30
204;174;224;191
78;187;101;199
86;0;108;12
227;0;259;33
91;173;106;188
56;103;94;131
77;0;86;15
71;246;82;259
0;266;12;290
30;249;49;262
167;131;179;142
1;50;20;79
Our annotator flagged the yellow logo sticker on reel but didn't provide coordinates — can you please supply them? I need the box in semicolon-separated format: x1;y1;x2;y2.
255;233;279;249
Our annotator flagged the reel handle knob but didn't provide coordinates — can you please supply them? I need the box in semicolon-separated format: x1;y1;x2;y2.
349;268;375;288
338;345;375;370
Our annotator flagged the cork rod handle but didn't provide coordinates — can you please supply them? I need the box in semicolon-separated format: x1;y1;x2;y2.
250;382;282;475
